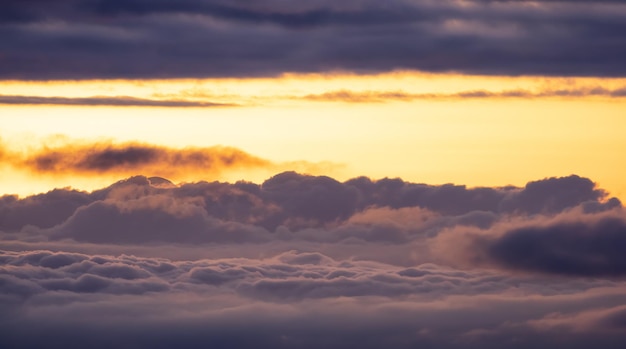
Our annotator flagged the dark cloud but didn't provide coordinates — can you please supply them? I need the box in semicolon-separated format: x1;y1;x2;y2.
0;0;625;79
0;94;234;107
2;141;271;177
344;174;609;216
499;175;606;214
485;215;626;276
261;171;360;225
0;189;92;231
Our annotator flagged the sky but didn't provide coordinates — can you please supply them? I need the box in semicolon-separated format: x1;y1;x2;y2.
1;1;626;348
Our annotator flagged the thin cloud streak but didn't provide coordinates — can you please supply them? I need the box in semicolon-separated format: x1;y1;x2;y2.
3;85;626;107
0;140;344;185
16;143;270;176
0;95;235;107
0;141;273;183
300;86;626;103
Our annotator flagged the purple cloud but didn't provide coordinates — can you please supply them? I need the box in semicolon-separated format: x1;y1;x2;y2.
0;0;625;79
1;172;625;348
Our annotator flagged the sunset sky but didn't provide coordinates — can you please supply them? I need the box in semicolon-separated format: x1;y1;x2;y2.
1;1;626;348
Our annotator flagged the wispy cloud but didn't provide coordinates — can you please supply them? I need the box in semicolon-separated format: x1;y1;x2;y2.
10;142;270;177
300;86;626;103
5;85;624;107
0;139;344;184
0;95;235;107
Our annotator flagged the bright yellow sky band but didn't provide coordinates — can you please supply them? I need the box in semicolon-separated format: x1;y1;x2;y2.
1;72;625;201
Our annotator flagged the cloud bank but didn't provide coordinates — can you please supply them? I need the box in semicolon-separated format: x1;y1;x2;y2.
1;172;625;347
1;0;625;79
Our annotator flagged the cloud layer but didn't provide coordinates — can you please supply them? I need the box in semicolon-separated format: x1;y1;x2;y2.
1;0;625;79
1;172;626;348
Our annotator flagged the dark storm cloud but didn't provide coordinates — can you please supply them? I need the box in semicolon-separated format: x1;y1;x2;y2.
0;0;625;79
0;94;234;107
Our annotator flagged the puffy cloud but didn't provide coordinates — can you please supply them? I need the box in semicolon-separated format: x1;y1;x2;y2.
0;0;625;79
0;188;92;231
499;175;607;214
46;194;271;244
1;173;619;245
485;214;626;276
433;207;626;277
261;171;360;225
1;170;626;347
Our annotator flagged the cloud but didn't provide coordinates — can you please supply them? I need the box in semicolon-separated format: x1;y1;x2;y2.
46;193;271;244
0;0;625;79
1;249;626;348
0;188;92;231
4;84;626;108
527;305;626;334
0;172;619;247
2;171;626;348
485;214;626;276
0;94;235;107
434;205;626;277
2;141;271;177
0;139;345;186
499;175;607;214
299;87;626;103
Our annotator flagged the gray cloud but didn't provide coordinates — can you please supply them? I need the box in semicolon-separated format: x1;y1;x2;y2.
0;0;625;79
